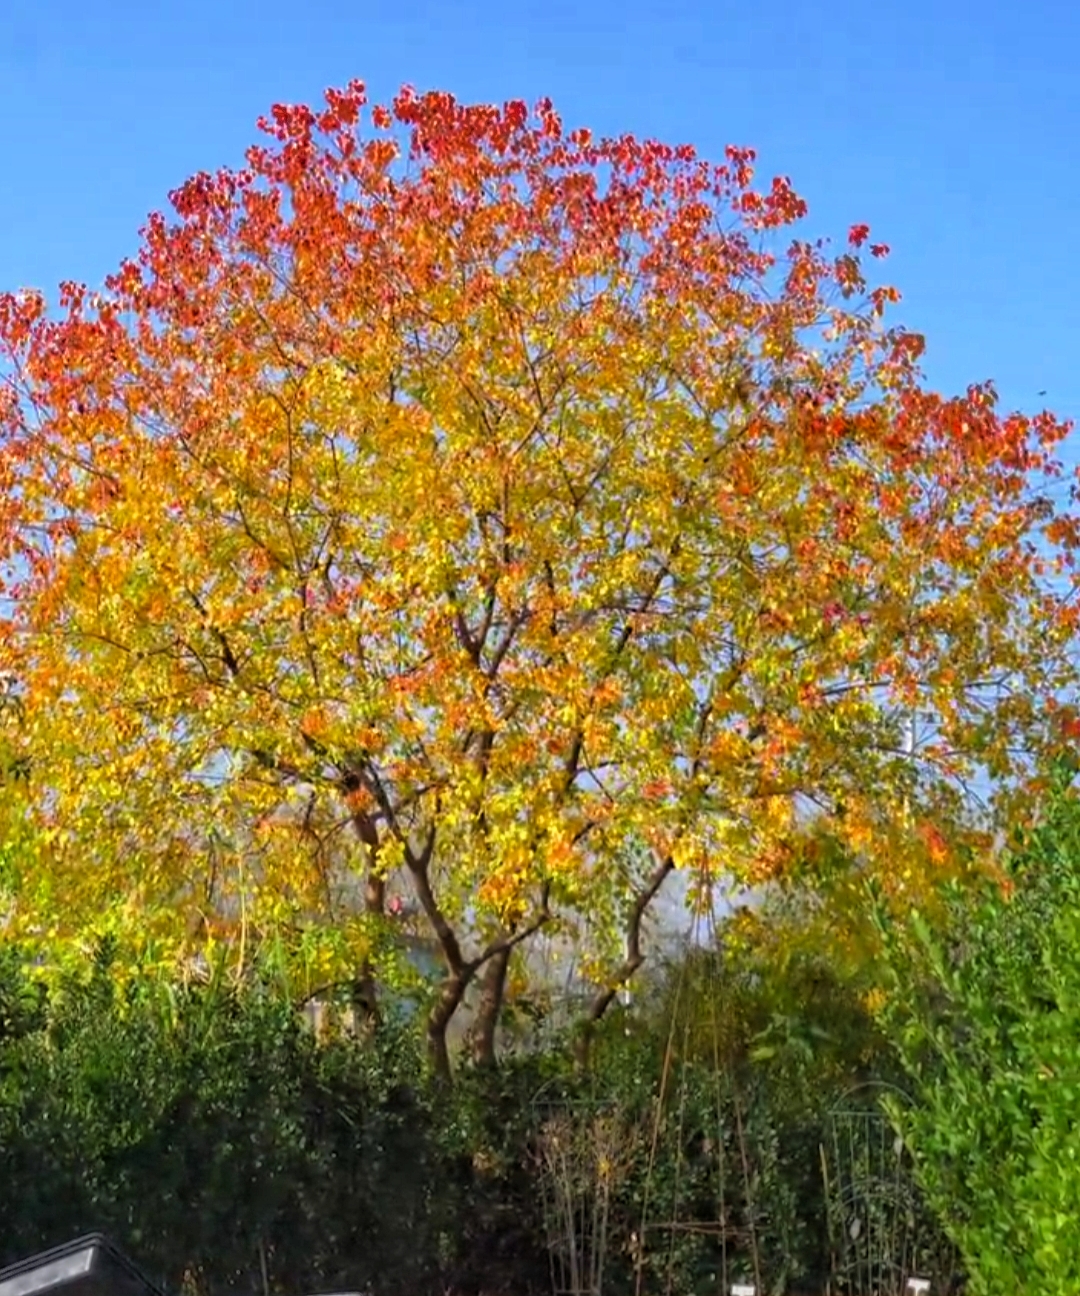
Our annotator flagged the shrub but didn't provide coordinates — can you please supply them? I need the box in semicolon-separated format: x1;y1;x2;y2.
876;756;1080;1295
0;953;439;1295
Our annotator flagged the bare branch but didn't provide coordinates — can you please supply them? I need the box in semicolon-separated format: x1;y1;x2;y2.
579;851;676;1046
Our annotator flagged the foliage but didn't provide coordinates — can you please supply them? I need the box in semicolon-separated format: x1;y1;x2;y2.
648;905;896;1104
604;915;903;1295
0;948;441;1296
0;926;952;1296
1;80;1077;1070
874;755;1080;1295
432;1051;562;1296
0;944;46;1044
601;1029;813;1296
516;914;939;1296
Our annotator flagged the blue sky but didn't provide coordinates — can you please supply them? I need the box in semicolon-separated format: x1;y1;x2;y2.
2;0;1078;457
4;0;1079;452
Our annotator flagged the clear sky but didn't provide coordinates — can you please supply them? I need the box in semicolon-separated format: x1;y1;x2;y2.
2;0;1077;452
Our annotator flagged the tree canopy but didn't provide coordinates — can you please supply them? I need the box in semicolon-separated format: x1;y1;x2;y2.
0;80;1077;1071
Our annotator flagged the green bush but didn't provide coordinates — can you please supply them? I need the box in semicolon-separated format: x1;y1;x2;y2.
877;756;1080;1295
583;932;892;1296
0;911;950;1296
592;1026;810;1296
0;953;440;1295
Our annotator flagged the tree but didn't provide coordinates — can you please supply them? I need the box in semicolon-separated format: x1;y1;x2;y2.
0;80;1077;1077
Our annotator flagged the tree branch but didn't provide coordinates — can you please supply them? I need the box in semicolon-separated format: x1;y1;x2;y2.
403;824;469;978
580;851;676;1039
187;590;242;677
470;880;552;972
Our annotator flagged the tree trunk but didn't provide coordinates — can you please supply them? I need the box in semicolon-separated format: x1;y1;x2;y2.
345;801;386;1034
468;946;511;1068
427;972;471;1084
349;867;386;1033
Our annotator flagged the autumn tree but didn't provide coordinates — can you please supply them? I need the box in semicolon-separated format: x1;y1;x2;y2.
0;81;1077;1076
